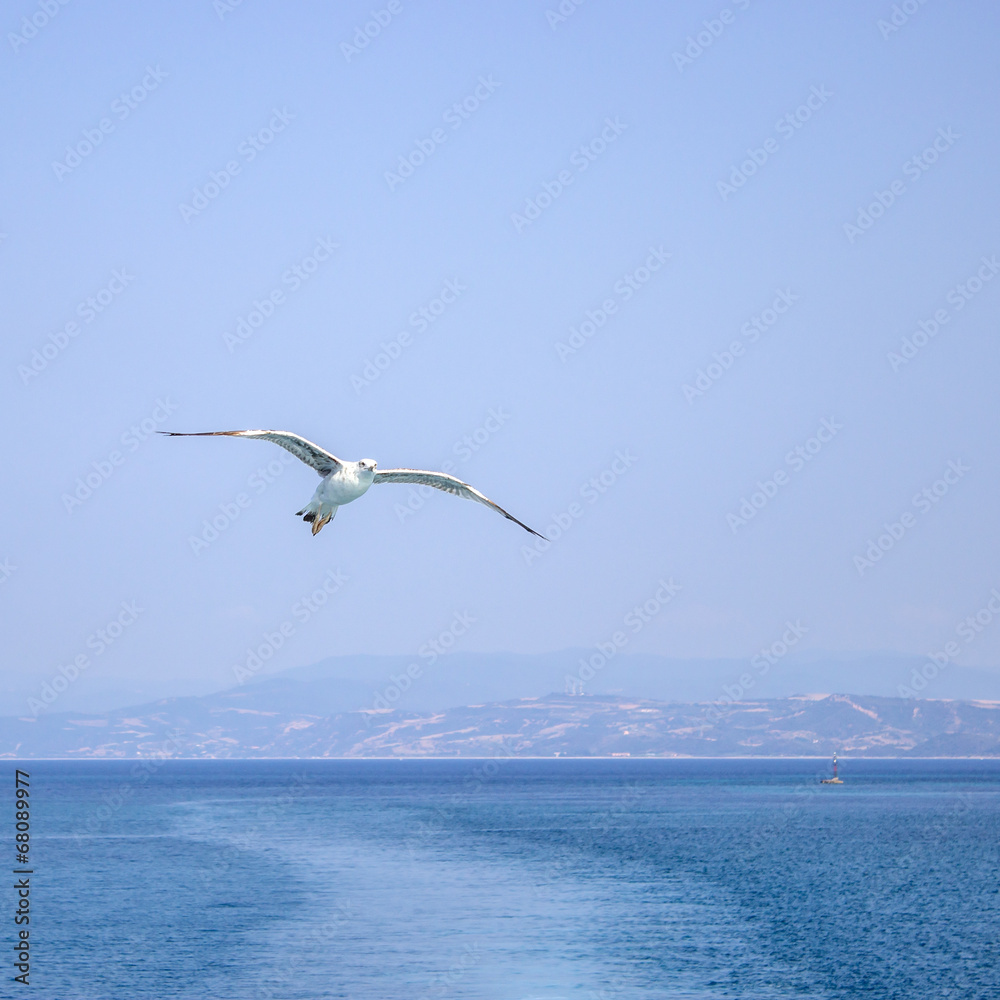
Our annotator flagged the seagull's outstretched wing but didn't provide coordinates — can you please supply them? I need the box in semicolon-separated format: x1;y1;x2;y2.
159;430;342;476
373;468;546;538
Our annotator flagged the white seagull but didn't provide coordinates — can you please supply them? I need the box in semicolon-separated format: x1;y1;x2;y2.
161;429;545;538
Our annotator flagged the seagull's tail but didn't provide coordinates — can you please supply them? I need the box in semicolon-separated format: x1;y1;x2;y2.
296;501;337;536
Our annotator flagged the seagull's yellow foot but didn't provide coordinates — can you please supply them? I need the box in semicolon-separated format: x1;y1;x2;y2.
312;510;334;535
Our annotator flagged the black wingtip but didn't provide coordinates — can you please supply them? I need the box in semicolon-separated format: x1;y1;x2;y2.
159;430;249;440
509;514;547;540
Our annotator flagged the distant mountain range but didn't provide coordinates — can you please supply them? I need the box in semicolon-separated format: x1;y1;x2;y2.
4;683;1000;758
9;649;1000;719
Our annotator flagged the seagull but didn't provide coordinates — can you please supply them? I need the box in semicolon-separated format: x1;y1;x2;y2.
161;429;545;538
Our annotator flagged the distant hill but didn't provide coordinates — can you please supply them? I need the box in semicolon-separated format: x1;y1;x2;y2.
241;649;1000;710
3;689;999;758
8;651;1000;719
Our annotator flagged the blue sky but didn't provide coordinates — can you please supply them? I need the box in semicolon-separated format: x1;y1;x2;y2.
3;0;999;712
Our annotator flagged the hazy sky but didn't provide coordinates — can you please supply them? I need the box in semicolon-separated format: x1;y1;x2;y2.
3;0;999;713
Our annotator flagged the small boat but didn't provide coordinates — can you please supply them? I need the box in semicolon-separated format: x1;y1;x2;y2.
820;750;843;784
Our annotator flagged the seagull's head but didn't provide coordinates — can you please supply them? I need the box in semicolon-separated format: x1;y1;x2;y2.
358;458;377;474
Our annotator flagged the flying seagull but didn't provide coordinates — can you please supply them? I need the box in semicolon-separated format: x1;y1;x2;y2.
161;429;545;538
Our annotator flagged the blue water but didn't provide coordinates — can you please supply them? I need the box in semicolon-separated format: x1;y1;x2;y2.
9;759;1000;999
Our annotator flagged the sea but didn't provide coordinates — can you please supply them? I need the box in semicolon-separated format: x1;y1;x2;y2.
9;758;1000;999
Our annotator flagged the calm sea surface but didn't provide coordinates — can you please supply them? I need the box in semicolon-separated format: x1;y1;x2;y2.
10;759;1000;999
